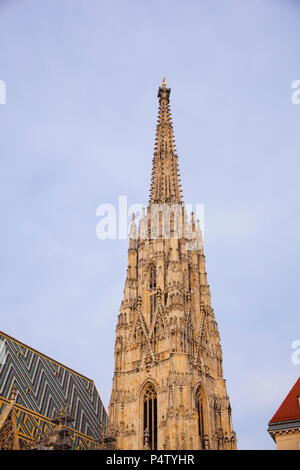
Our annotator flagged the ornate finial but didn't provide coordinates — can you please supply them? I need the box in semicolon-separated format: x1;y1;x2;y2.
9;383;17;402
191;211;195;230
129;212;137;241
196;219;203;250
162;77;166;87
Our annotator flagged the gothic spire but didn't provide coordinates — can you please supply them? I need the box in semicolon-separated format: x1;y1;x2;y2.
149;79;183;206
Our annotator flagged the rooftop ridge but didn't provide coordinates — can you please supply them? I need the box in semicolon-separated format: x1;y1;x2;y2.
269;377;300;424
0;330;93;383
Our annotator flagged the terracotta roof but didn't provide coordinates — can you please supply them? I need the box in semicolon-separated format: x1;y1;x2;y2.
269;377;300;424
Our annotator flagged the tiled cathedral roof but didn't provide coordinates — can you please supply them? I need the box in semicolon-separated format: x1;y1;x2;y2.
0;330;107;441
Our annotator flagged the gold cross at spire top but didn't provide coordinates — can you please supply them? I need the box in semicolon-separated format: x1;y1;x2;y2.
162;77;166;87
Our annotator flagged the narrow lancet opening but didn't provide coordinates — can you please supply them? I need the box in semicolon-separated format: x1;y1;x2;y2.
143;383;157;450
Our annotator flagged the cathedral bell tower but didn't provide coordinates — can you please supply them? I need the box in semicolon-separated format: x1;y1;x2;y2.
108;80;237;450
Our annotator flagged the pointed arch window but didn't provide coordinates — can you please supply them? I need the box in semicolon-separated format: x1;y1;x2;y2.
196;388;205;449
143;383;157;450
150;294;156;323
149;265;156;290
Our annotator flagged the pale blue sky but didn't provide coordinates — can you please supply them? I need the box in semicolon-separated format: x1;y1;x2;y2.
0;0;300;449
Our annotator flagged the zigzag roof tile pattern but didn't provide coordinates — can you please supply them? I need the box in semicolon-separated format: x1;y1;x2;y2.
0;331;107;439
